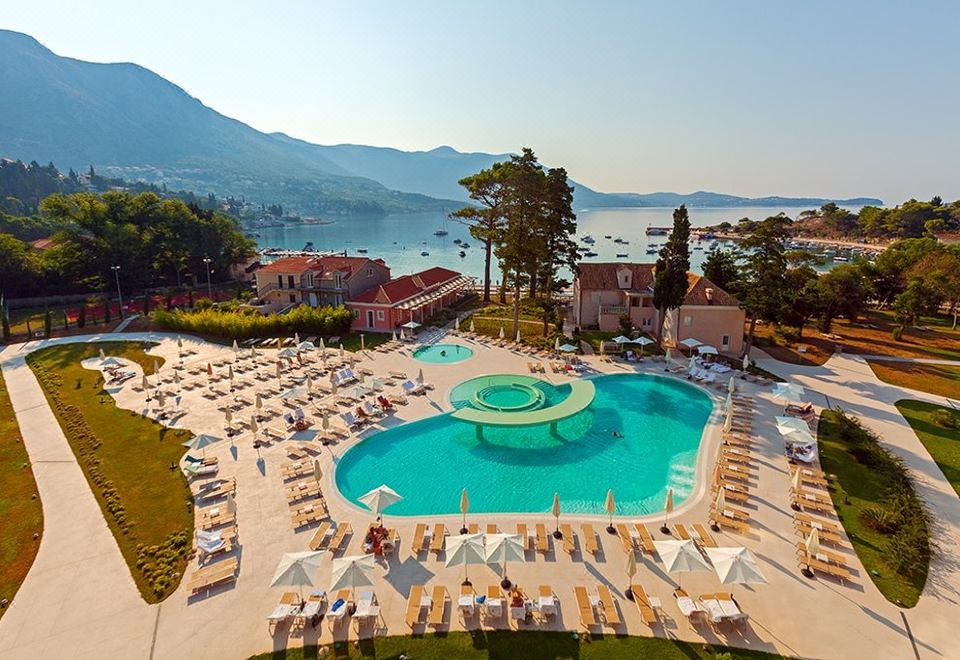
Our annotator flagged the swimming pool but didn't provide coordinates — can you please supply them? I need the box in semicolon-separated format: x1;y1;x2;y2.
412;343;474;364
335;373;714;517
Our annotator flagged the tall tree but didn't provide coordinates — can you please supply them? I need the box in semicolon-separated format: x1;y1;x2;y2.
702;247;740;292
452;163;509;302
536;167;580;336
652;205;691;342
737;215;790;355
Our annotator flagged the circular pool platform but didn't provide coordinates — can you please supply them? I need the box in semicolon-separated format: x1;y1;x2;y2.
412;343;474;364
473;382;544;411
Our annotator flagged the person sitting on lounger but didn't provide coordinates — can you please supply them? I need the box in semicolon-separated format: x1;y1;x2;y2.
511;588;525;609
377;395;393;410
356;406;369;419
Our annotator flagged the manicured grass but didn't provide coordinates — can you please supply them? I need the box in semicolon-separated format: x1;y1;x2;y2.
577;329;663;356
27;342;193;602
339;332;390;353
897;400;960;498
248;631;782;660
0;370;44;619
469;304;560;348
869;362;960;399
817;409;929;607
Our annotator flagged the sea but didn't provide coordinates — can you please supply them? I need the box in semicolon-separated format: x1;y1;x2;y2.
253;206;858;280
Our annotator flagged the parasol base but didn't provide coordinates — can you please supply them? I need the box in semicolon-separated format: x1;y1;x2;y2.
460;527;469;535
710;523;721;532
553;530;563;539
801;567;814;579
462;578;472;587
606;525;617;534
625;585;635;601
660;525;671;535
500;578;512;590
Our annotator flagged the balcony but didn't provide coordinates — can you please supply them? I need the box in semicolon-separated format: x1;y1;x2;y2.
599;305;627;316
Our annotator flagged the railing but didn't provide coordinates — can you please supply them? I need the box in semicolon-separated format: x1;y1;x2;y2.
599;305;627;316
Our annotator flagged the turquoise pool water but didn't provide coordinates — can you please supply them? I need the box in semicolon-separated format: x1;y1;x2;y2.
412;343;474;364
449;374;569;412
336;373;713;516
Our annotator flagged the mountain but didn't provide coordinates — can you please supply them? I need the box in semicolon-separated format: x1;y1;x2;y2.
0;29;883;215
0;30;456;215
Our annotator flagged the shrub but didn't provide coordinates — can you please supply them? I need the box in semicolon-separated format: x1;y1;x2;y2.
860;504;897;533
154;304;352;340
892;326;903;342
931;409;958;429
77;305;86;328
618;314;633;336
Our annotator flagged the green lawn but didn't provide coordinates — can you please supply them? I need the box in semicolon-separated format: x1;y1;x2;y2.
0;369;44;619
817;410;929;606
27;342;194;602
339;332;390;353
248;631;782;660
577;329;663;356
897;400;960;498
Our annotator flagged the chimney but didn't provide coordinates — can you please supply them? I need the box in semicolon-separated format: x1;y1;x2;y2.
705;287;714;303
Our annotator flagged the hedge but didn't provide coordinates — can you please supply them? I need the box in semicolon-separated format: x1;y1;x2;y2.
154;304;352;340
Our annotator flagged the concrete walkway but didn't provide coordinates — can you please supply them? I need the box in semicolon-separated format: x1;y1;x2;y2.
0;338;156;659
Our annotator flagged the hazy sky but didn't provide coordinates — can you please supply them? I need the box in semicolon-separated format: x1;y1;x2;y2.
4;1;959;203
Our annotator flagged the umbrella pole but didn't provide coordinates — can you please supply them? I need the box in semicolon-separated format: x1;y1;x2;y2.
607;512;616;534
553;513;562;539
660;510;671;535
501;559;511;590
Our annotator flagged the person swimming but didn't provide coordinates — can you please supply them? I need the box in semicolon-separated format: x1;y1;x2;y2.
612;430;624;438
440;350;447;357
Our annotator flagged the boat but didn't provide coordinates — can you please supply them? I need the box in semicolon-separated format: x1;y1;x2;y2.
616;253;629;258
645;226;671;235
459;250;466;257
646;247;658;254
421;251;430;256
433;229;448;236
453;238;462;244
357;248;368;253
604;235;612;239
461;243;470;248
302;241;315;251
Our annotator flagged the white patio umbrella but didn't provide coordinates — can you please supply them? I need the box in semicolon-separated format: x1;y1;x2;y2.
484;533;526;589
625;549;637;598
772;382;805;404
559;343;578;353
784;429;817;445
635;335;654;357
469;319;475;333
182;433;222;458
101;356;122;367
299;341;316;352
552;493;562;538
660;488;674;533
499;326;505;340
329;554;375;603
654;539;712;587
358;484;403;520
445;533;486;585
612;335;632;344
401;321;421;330
679;337;702;349
704;546;768;595
775;416;809;435
459;488;470;533
604;489;617;533
278;347;299;359
697;345;718;355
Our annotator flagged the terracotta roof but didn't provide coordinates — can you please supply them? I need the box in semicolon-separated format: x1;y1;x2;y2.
258;255;386;276
576;261;740;306
257;256;319;274
576;262;656;291
351;266;462;305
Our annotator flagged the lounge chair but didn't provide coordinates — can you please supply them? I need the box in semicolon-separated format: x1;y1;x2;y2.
574;586;597;628
535;524;550;553
581;523;599;556
298;590;327;627
402;380;425;395
634;524;656;555
427;585;448;626
328;522;352;553
325;589;351;624
484;585;504;623
629;584;658;625
559;524;575;554
615;524;635;554
267;592;303;630
692;523;718;548
459;584;477;618
674;523;692;540
410;523;428;556
308;522;333;551
596;585;621;626
516;523;531;552
537;585;557;619
429;524;446;553
353;590;380;626
674;587;707;623
189;557;238;593
406;585;427;627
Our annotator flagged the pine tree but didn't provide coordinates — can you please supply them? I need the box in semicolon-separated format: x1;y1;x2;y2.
652;205;692;342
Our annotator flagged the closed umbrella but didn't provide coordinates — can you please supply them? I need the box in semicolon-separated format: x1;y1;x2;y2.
391;329;397;341
805;528;820;557
625;549;637;599
207;362;213;377
305;376;314;397
321;412;330;431
272;551;327;600
156;389;165;409
141;373;150;392
728;376;736;394
654;539;711;587
232;339;239;354
445;533;485;585
459;488;470;534
360;334;365;351
498;326;505;340
604;489;617;533
329;554;375;605
224;407;233;428
99;348;106;361
724;391;733;413
791;468;802;492
275;362;282;382
455;316;460;331
664;347;672;371
704;546;767;596
742;353;750;371
358;484;403;521
554;336;561;351
250;415;258;436
313;459;322;483
722;407;733;434
319;337;326;351
552;493;562;538
660;488;674;534
225;491;237;516
516;329;522;343
294;332;300;346
712;489;726;531
173;371;181;390
416;369;424;385
484;533;526;589
255;393;263;415
227;365;234;388
469;319;475;333
339;344;344;358
687;356;697;372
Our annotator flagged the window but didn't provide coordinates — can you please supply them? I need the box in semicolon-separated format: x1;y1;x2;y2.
376;310;385;321
683;315;692;327
277;275;283;289
288;294;295;303
591;292;601;304
335;274;342;288
287;275;295;289
630;297;640;308
366;268;374;277
722;334;730;347
353;309;360;319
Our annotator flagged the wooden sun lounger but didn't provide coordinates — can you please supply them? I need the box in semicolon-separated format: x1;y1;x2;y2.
720;450;752;466
634;524;656;554
791;470;829;489
516;524;531;551
200;510;236;531
328;522;352;553
291;502;328;528
189;557;238;593
559;524;575;554
582;523;599;556
596;585;621;626
486;524;499;535
429;524;446;553
795;522;845;546
629;584;658;625
535;524;550;553
718;466;752;483
308;521;333;550
467;523;480;534
410;523;428;556
795;542;848;567
714;482;751;504
428;585;448;626
615;524;635;554
674;523;692;540
574;586;597;627
406;584;426;627
799;552;853;582
286;481;322;503
711;510;751;534
693;523;718;548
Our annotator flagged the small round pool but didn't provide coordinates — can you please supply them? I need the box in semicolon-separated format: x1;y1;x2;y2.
412;343;474;364
473;383;544;411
